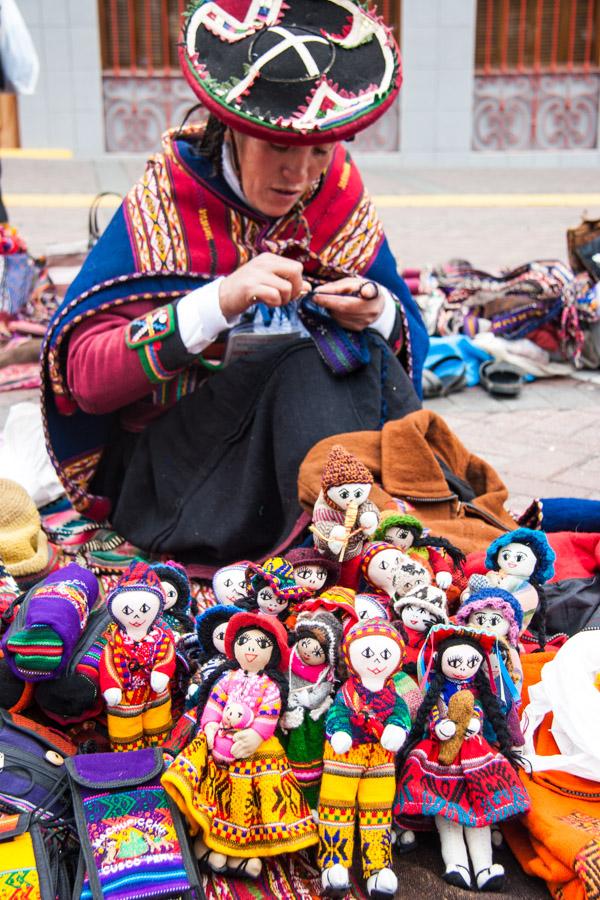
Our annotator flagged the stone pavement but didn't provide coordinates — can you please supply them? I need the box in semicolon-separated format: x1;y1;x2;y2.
1;154;599;513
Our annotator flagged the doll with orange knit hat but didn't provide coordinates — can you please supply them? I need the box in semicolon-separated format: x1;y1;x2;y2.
360;542;414;616
311;445;380;589
99;561;176;752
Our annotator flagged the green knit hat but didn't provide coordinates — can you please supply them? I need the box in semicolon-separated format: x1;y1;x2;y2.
374;512;424;543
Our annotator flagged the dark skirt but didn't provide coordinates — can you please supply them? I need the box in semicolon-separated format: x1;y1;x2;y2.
102;335;420;566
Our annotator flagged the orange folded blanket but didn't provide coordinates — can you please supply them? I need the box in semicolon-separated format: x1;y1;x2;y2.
503;651;600;900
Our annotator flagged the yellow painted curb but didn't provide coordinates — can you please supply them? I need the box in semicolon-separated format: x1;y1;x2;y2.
0;148;74;159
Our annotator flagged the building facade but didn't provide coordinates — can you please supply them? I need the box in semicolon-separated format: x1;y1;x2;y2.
16;0;600;164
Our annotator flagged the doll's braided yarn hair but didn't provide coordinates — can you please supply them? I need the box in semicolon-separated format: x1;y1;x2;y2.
376;512;466;570
399;635;521;773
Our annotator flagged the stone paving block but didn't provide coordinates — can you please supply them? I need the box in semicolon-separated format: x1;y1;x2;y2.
549;457;600;494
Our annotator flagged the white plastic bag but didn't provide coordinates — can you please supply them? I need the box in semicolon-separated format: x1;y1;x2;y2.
0;0;39;95
0;402;64;506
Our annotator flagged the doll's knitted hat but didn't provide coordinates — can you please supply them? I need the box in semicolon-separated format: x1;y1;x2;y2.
195;603;244;656
0;479;49;577
106;561;165;622
245;556;306;602
224;611;290;672
297;586;359;633
455;587;524;647
151;560;191;613
374;512;424;543
485;528;556;585
294;609;342;670
394;584;449;622
360;542;400;589
342;620;405;674
321;445;374;495
286;547;340;590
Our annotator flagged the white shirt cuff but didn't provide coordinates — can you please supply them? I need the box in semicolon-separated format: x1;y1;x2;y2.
370;288;398;340
177;278;240;354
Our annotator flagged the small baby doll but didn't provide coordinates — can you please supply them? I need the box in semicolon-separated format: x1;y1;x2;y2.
469;528;555;640
151;560;194;639
311;445;380;587
360;542;410;614
212;699;255;764
375;512;465;591
280;610;342;809
244;557;306;622
286;547;340;595
318;621;411;899
393;584;448;675
395;623;530;893
99;561;176;752
212;562;251;606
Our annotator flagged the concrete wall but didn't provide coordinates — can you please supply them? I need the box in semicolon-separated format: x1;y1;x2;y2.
17;0;104;154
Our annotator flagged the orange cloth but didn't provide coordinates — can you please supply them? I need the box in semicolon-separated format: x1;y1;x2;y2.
503;651;600;900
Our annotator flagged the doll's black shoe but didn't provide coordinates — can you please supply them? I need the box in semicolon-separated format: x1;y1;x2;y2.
321;864;351;897
476;864;505;892
366;867;398;898
443;864;472;890
393;827;417;854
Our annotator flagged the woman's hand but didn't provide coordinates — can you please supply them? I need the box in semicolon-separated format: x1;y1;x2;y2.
230;728;263;759
219;252;309;320
311;277;385;331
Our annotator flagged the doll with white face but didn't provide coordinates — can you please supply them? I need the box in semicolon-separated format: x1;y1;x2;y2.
361;543;410;608
311;445;380;564
317;622;410;899
245;557;306;623
212;563;250;606
393;585;448;675
280;611;342;809
287;547;340;596
354;592;391;623
374;512;465;592
99;562;176;752
151;560;193;638
395;624;530;893
162;612;317;880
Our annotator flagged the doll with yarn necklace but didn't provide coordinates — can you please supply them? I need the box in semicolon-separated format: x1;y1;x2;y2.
243;557;306;624
375;511;465;593
318;621;411;899
311;444;380;589
280;610;342;810
162;612;317;879
99;561;176;752
393;584;448;676
466;528;555;643
394;623;530;892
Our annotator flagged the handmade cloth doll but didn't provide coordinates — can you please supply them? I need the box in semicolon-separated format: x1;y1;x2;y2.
296;585;360;635
185;604;243;708
455;587;524;692
394;623;530;892
244;556;306;622
151;560;194;638
99;561;176;752
162;612;317;879
280;610;342;809
392;556;432;598
286;547;340;595
469;528;555;639
393;584;448;675
360;542;410;613
212;699;255;764
311;445;380;587
212;562;250;606
354;592;391;623
375;511;465;591
317;621;411;899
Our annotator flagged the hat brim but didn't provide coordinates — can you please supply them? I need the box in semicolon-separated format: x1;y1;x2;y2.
8;529;50;579
224;611;290;671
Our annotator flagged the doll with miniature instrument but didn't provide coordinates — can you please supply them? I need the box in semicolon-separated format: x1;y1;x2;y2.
375;512;465;591
280;610;342;808
318;621;411;899
311;445;380;587
162;612;317;880
99;562;176;752
394;624;529;893
393;584;448;675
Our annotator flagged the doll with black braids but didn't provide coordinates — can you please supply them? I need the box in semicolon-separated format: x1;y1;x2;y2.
162;612;315;880
374;512;465;594
394;624;530;893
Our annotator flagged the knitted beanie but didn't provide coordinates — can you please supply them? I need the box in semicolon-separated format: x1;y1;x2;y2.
374;512;424;543
151;560;191;613
0;479;49;577
286;548;341;590
106;561;165;622
485;528;556;584
294;610;343;669
2;563;98;681
342;620;405;674
360;542;399;588
455;587;524;646
195;604;244;656
321;445;373;498
394;584;449;622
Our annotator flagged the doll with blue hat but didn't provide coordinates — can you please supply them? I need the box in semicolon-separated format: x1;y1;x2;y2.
151;560;194;638
186;603;244;708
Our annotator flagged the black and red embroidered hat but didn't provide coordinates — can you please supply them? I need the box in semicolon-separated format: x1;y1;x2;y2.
180;0;402;145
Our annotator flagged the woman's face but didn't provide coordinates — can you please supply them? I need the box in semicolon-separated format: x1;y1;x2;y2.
234;628;274;673
160;579;179;611
230;132;335;217
401;603;436;633
212;622;228;655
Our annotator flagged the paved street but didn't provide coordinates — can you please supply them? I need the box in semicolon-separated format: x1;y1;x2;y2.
1;153;599;512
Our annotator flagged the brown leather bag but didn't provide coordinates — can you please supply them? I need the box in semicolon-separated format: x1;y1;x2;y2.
567;216;600;282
